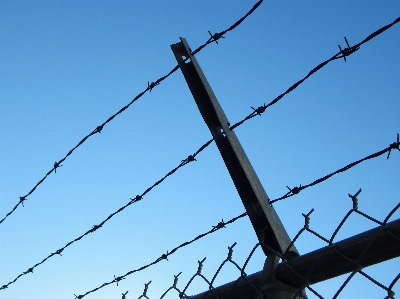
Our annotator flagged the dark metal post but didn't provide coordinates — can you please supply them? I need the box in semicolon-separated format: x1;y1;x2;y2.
171;38;307;299
171;37;297;259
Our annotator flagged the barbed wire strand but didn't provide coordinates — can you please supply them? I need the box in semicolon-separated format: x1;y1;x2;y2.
2;129;397;292
129;192;399;299
73;213;247;299
75;184;399;298
0;0;264;226
0;149;205;290
270;133;399;204
2;10;399;294
228;16;400;131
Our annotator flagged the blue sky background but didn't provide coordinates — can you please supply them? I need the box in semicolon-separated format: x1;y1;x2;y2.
1;1;399;298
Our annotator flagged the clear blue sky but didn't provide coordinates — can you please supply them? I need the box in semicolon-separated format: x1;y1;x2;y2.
1;1;399;298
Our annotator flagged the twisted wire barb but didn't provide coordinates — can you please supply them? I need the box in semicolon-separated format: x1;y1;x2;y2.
73;213;247;298
0;0;264;226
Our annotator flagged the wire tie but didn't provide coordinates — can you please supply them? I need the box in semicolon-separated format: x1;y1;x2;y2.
26;268;33;274
208;31;225;44
74;294;83;299
114;275;125;286
338;37;360;62
122;291;129;299
53;161;63;173
387;133;399;159
56;249;63;256
251;104;266;116
286;185;301;195
148;81;159;92
19;196;26;207
1;285;7;290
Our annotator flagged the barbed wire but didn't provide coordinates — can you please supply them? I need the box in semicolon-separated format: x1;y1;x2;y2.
2;8;399;295
228;16;400;131
0;0;264;226
0;149;205;290
1;128;397;291
119;190;399;299
270;133;399;204
70;135;399;298
73;213;247;299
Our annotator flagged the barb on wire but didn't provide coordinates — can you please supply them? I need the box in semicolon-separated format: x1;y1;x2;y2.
0;0;264;226
73;213;247;298
270;133;399;204
3;132;396;290
0;144;204;290
228;16;400;132
338;37;360;62
192;0;263;55
119;194;399;299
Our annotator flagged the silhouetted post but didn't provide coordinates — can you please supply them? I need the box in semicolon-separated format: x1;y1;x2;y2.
171;37;306;299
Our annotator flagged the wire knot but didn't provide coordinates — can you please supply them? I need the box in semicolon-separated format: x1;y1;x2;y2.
208;31;225;44
197;257;206;274
91;224;101;233
143;281;151;295
338;37;360;62
74;295;83;299
130;195;142;202
161;252;169;261
148;81;159;92
387;133;399;159
26;268;33;274
302;209;314;229
348;188;362;210
227;242;237;260
173;272;182;287
286;185;302;195
182;155;197;164
94;125;103;134
213;219;225;230
19;196;26;207
55;249;63;256
1;285;7;290
251;104;266;116
53;161;63;173
114;275;125;286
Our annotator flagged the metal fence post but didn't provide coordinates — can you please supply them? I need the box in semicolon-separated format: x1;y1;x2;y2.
171;37;306;299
